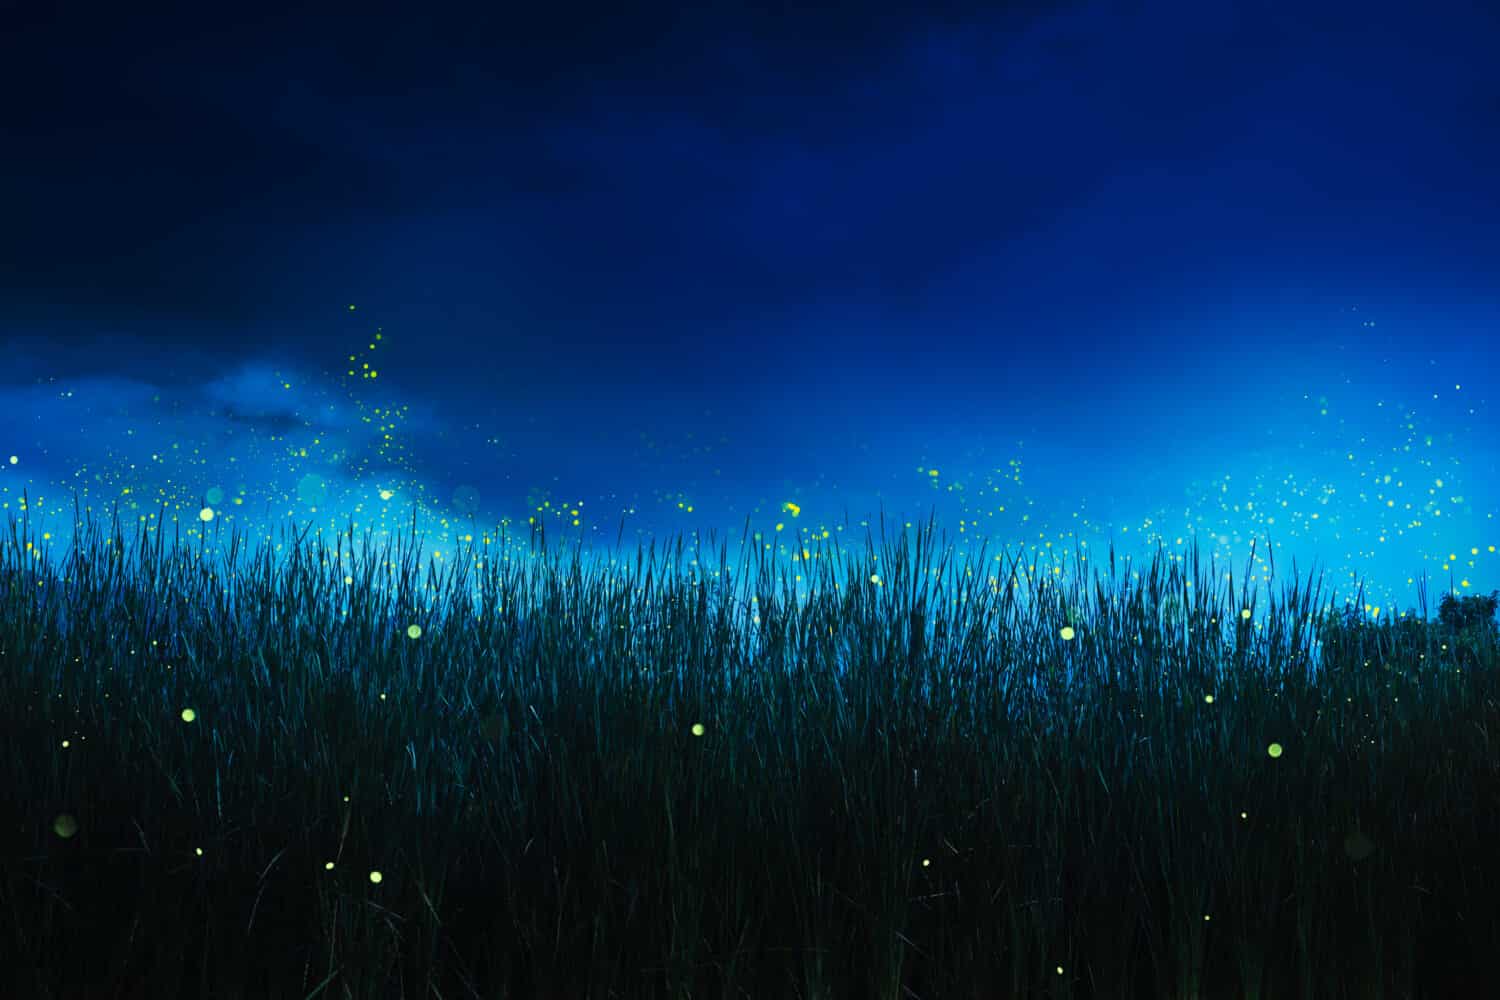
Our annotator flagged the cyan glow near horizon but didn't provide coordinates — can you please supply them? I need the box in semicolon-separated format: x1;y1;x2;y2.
2;306;1493;634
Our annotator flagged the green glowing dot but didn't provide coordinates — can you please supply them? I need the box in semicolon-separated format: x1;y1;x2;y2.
407;624;422;639
52;814;79;839
181;708;196;723
369;870;383;884
691;723;706;736
1267;742;1283;758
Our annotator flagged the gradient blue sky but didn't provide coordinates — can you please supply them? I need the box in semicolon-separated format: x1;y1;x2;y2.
3;0;1497;630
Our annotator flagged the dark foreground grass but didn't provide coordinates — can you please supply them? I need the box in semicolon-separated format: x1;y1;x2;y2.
3;495;1499;999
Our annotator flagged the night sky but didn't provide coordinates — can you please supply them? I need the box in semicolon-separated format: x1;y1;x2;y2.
4;1;1497;636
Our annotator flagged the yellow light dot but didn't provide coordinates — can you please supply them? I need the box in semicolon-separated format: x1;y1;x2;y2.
369;871;382;883
181;708;196;723
1060;626;1075;640
407;624;422;639
691;723;706;736
199;507;214;522
1240;608;1251;620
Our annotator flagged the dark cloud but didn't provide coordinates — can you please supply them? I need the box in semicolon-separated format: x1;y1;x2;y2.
5;0;1498;402
0;2;1069;324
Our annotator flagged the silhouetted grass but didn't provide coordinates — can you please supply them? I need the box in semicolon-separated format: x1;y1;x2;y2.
2;492;1498;998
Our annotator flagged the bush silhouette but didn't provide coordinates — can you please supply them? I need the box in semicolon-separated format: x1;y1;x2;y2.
1313;590;1499;671
1437;590;1499;638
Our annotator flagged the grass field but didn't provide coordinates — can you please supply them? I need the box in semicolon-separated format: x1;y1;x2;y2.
3;494;1498;998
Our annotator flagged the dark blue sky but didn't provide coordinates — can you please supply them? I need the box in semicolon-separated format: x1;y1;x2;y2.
3;1;1497;630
